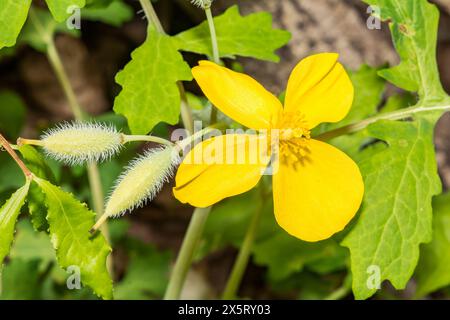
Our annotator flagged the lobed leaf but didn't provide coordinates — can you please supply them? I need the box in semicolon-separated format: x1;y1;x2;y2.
114;28;192;134
173;5;291;62
342;114;442;299
363;0;447;104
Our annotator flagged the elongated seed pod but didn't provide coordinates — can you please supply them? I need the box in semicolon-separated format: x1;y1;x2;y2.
91;146;181;232
41;122;123;165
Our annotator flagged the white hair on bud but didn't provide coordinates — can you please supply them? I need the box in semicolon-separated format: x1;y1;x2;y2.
190;0;213;9
104;146;181;218
41;121;123;165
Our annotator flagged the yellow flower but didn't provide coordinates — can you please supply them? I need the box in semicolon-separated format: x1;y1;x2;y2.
173;53;364;242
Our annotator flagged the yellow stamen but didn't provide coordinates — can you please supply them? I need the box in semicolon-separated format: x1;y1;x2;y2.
277;111;311;166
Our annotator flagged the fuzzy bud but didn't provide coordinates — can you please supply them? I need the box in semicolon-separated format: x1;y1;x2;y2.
91;146;181;232
40;122;123;165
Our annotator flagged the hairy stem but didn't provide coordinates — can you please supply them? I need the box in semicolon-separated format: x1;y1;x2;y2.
0;133;32;179
315;104;450;141
222;197;264;299
122;135;175;146
139;0;164;33
164;206;211;300
205;7;220;64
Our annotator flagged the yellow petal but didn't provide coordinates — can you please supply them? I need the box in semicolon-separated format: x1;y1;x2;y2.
174;134;270;207
284;53;354;129
273;139;363;242
192;61;282;129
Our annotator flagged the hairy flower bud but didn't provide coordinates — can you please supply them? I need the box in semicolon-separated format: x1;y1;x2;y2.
91;146;181;232
41;122;123;165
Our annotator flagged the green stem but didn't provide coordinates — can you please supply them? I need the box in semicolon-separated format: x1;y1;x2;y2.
205;7;220;64
315;104;450;141
204;6;220;124
139;0;164;33
222;198;265;299
46;39;84;121
178;83;194;134
122;135;174;146
176;125;225;150
164;206;211;300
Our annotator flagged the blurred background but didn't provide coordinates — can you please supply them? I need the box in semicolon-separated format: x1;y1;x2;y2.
0;0;449;299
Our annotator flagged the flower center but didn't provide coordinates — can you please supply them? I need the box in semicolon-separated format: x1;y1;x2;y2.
276;112;311;166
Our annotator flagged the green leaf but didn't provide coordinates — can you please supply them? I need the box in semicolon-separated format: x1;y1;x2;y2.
114;28;192;134
114;241;172;299
342;114;442;300
81;0;133;27
0;0;32;49
415;193;450;297
35;178;112;299
363;0;447;104
0;90;26;139
173;5;291;62
19;145;56;231
45;0;86;22
0;181;30;266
